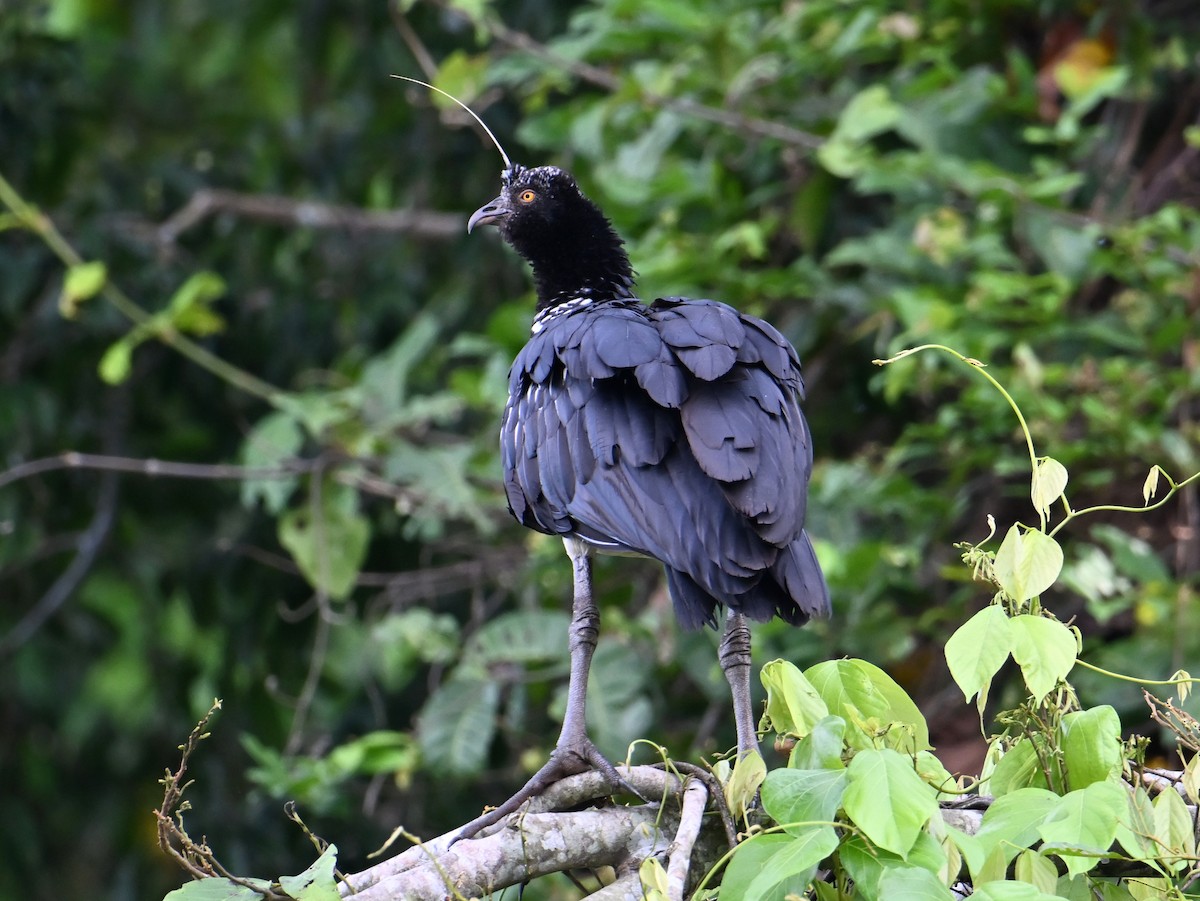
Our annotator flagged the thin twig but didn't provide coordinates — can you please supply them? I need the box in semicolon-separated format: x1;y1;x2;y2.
389;1;439;79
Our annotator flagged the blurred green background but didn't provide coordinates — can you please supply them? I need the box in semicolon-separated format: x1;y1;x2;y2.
2;0;1198;898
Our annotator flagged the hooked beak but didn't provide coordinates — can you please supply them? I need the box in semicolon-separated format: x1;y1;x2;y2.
467;195;510;233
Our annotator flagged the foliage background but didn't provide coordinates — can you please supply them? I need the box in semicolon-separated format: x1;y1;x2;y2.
1;0;1197;898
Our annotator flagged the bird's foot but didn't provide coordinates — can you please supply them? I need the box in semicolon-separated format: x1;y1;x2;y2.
453;736;637;844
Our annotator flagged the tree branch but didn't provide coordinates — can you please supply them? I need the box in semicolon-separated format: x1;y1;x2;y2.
341;766;707;900
155;189;464;245
0;450;317;492
666;778;709;901
338;766;1200;899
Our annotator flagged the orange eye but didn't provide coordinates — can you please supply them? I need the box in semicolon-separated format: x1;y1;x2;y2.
519;190;537;203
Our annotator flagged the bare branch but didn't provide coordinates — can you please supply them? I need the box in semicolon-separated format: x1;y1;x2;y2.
156;189;464;245
666;778;709;901
340;765;1200;900
0;450;317;492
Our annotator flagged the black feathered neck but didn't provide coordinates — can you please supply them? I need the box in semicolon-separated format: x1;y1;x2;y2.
498;166;636;313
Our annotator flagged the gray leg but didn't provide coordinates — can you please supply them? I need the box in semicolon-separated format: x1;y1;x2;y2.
454;537;627;842
719;611;758;758
558;537;600;744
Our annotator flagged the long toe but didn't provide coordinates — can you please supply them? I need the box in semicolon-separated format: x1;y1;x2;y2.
453;737;632;843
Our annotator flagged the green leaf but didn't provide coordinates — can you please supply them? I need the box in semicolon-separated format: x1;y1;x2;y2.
726;750;767;823
839;832;948;901
1038;781;1127;878
325;731;418;778
239;411;305;514
971;881;1062;901
761;767;847;829
59;261;107;318
994;525;1064;603
973;787;1060;866
1152;784;1196;869
1184;753;1200;804
433;49;490;105
987;740;1051;797
1114;785;1158;864
360;313;441;416
464;610;570;670
945;605;1012;710
805;659;930;753
98;337;135;385
1013;849;1057;894
1009;614;1077;703
167;270;226;313
876;866;954;901
161;271;228;337
760;658;829;738
719;831;832;901
816;86;901;177
278;480;370;600
278;845;339;901
416;676;500;776
1060;706;1121;789
163;878;274;901
843;748;938;856
916;751;957;798
744;827;837;900
639;857;670;901
788;715;846;770
1031;457;1069;518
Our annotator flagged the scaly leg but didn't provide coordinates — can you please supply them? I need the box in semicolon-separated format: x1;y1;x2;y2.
455;538;628;841
719;610;758;758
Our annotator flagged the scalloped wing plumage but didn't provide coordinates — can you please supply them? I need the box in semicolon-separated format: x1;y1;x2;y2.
501;297;829;629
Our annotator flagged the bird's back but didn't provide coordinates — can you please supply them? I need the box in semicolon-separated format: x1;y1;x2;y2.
502;296;829;629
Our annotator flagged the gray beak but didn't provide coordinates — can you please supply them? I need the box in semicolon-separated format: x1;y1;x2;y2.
467;195;510;233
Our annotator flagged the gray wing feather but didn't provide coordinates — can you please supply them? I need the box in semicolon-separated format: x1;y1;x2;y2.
502;298;829;627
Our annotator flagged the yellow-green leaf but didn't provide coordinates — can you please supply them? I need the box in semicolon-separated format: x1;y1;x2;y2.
1031;457;1068;518
761;658;828;739
1142;465;1161;504
1153;784;1196;870
98;338;134;385
639;857;669;901
1009;615;1077;703
1014;849;1057;894
278;480;370;600
60;261;108;318
725;749;767;824
842;748;938;856
994;525;1063;602
945;605;1012;711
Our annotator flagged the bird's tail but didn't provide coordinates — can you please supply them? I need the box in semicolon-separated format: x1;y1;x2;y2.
769;531;831;623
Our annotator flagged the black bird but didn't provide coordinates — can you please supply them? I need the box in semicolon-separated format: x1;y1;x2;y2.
463;162;829;838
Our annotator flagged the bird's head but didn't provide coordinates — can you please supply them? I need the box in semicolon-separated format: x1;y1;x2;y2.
469;164;635;308
468;164;588;244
